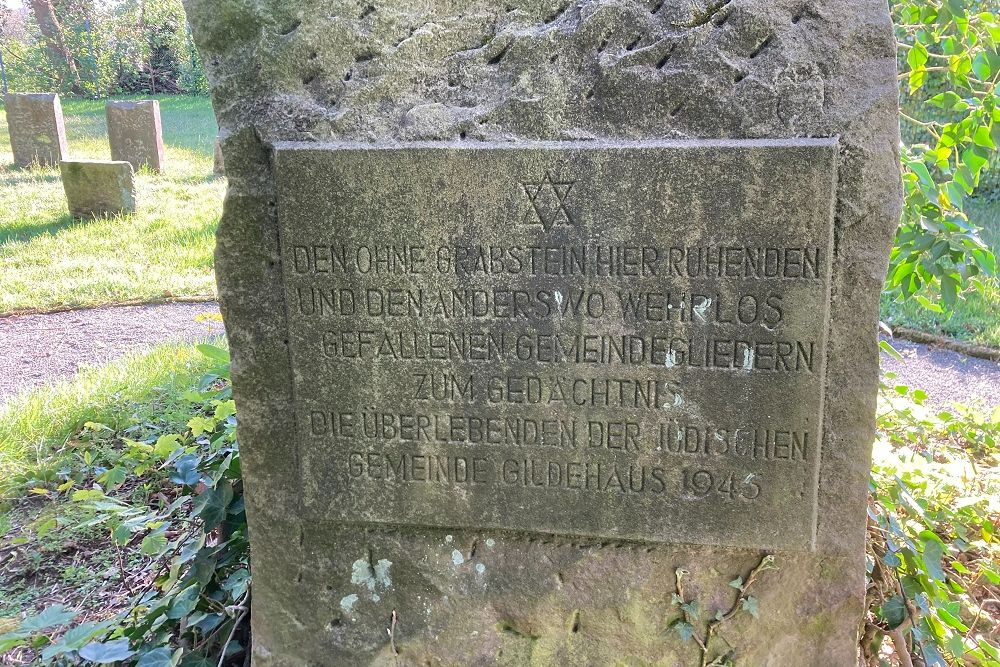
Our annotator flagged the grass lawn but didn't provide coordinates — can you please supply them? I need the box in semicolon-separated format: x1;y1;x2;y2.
0;95;222;314
880;196;1000;349
0;342;217;479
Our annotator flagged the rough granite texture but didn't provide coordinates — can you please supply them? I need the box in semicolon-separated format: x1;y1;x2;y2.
59;160;136;219
214;135;226;175
106;100;165;173
184;0;902;664
4;93;68;168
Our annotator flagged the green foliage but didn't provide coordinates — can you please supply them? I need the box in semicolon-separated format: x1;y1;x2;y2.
888;0;999;309
865;378;1000;665
1;0;206;97
0;344;249;664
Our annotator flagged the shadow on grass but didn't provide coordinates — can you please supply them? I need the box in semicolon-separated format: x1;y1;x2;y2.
0;166;62;184
0;214;80;245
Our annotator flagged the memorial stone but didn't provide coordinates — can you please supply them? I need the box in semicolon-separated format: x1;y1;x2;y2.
106;100;165;173
185;0;902;664
60;159;136;219
4;93;68;168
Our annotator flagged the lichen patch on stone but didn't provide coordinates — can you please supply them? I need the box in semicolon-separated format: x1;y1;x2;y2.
339;593;359;613
351;557;393;597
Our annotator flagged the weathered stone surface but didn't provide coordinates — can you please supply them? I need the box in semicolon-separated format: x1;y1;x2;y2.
214;135;225;175
185;0;902;664
279;139;837;552
59;160;136;219
106;100;165;173
4;93;68;168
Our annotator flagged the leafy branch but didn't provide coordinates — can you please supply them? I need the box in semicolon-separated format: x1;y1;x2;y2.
886;0;998;311
669;554;778;667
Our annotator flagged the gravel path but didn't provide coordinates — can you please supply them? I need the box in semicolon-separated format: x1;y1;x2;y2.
0;301;996;409
880;337;1000;408
0;302;224;404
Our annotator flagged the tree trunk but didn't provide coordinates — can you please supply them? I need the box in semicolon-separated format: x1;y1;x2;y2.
29;0;84;95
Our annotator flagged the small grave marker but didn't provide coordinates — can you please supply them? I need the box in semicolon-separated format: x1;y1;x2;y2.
4;93;68;168
60;160;135;218
106;100;164;173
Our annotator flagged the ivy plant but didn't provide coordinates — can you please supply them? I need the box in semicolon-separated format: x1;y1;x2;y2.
864;380;1000;666
0;344;248;665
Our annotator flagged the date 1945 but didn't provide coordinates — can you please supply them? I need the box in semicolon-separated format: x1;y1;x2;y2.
681;469;761;500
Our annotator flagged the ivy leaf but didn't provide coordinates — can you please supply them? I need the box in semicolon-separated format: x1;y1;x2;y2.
672;620;695;642
922;538;947;581
79;638;135;663
20;604;78;632
192;481;234;530
972;125;996;150
112;523;133;546
728;576;743;589
213;400;237;421
71;489;105;502
58;620;110;648
937;606;969;633
192;614;224;634
98;466;128;490
178;653;214;667
171;454;202;486
40;621;112;662
879;595;908;629
928;91;962;109
882;551;902;568
741;596;760;618
153;434;183;460
136;646;183;667
907;41;928;70
222;568;250;600
141;531;169;557
187;416;216;438
978;639;999;660
167;585;201;620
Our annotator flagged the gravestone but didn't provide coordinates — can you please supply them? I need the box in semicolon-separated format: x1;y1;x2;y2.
186;0;901;664
60;160;136;219
4;93;68;168
106;100;165;173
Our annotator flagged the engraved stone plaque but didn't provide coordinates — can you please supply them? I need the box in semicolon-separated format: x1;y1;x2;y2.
275;139;837;551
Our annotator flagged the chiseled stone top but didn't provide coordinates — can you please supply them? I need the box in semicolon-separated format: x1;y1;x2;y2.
4;93;69;168
184;0;901;664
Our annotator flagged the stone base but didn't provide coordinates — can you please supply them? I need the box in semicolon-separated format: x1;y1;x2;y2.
246;512;863;666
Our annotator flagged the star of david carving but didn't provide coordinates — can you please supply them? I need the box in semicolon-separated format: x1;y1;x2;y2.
522;172;576;230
